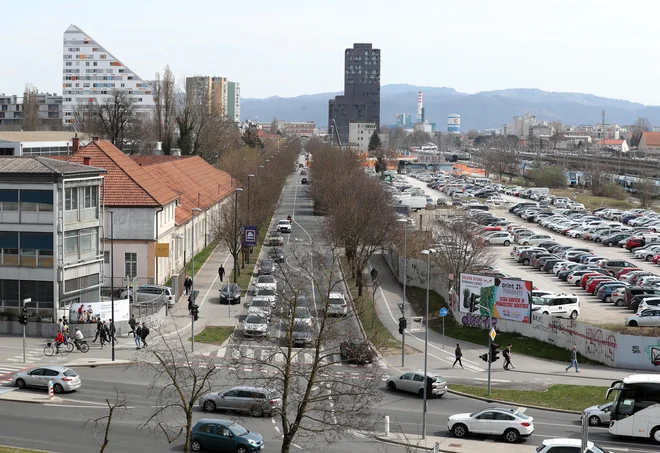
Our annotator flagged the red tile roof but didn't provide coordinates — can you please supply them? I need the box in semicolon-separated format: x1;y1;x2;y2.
52;140;179;207
130;155;193;166
596;139;624;145
642;132;660;147
142;156;235;224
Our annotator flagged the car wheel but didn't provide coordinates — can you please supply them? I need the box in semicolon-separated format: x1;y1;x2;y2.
237;447;248;453
203;400;216;412
387;381;397;391
607;242;613;247
504;240;510;246
16;378;26;389
504;428;520;443
250;407;265;417
588;415;601;426
615;299;624;307
628;320;638;327
651;427;660;444
452;424;468;438
418;389;425;398
522;241;529;246
483;241;490;246
523;259;530;265
576;234;581;238
604;295;611;303
570;311;578;320
191;440;202;452
647;255;653;262
53;383;64;394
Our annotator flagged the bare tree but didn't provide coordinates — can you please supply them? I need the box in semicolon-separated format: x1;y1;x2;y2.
153;65;177;154
631;116;652;148
636;176;656;208
387;127;408;150
86;390;129;453
270;116;279;135
226;244;384;453
22;84;40;131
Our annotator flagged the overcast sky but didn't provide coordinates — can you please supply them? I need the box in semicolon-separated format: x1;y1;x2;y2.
2;0;659;104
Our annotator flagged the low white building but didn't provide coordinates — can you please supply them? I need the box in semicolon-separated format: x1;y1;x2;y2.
0;131;88;156
348;121;377;153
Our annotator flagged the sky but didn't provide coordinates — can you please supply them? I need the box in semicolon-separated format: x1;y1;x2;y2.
2;0;660;104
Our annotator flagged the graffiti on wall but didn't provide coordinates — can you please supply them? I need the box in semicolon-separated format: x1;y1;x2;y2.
645;340;660;366
461;313;497;330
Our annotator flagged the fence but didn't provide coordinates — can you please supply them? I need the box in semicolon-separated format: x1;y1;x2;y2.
383;247;660;371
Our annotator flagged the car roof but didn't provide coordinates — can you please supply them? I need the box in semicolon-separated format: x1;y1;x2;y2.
198;418;232;425
542;438;593;448
30;365;69;372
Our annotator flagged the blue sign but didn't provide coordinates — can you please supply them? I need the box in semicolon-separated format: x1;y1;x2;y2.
439;307;449;317
244;226;257;247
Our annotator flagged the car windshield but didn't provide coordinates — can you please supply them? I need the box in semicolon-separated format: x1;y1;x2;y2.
251;299;269;307
245;315;265;324
229;423;248;437
294;322;312;333
260;260;274;268
258;276;275;283
534;296;553;306
257;288;276;296
598;403;611;410
223;284;239;293
294;307;311;318
590;445;608;453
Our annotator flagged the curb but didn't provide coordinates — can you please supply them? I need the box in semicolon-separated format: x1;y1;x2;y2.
373;435;448;452
0;443;57;453
447;389;581;414
64;359;134;368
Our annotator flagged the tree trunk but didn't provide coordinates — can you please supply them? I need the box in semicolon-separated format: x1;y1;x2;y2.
184;411;192;453
281;434;293;453
356;271;364;297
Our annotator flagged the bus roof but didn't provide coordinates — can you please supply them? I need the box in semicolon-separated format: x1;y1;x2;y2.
621;374;660;384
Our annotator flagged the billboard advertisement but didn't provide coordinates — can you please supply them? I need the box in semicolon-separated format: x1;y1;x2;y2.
69;300;130;324
458;273;532;323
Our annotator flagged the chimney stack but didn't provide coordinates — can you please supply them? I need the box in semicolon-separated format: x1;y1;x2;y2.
93;137;100;142
83;156;92;166
72;136;80;154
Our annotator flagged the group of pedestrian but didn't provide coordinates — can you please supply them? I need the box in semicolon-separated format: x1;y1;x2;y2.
453;342;580;373
92;319;118;348
57;317;70;344
128;314;150;349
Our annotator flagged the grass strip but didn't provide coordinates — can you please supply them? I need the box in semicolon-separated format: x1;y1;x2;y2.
405;286;601;365
164;240;219;288
0;446;55;453
191;326;234;345
450;384;610;412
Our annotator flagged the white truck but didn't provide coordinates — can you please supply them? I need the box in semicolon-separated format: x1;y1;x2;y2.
396;196;433;211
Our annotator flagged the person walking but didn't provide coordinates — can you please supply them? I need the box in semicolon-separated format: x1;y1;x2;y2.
503;343;515;370
453;343;463;368
93;319;103;342
140;323;150;347
128;314;137;337
109;319;118;345
62;321;69;345
218;264;225;283
134;323;142;349
100;321;109;348
188;295;194;314
184;276;191;295
566;345;579;373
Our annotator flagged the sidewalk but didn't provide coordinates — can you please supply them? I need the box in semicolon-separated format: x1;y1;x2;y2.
375;432;532;453
368;252;634;387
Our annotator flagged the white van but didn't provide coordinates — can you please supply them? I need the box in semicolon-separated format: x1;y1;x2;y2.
397;196;433;211
473;178;492;187
532;293;580;319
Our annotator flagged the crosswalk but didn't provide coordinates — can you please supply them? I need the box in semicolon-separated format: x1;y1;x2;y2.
203;345;388;369
0;364;31;385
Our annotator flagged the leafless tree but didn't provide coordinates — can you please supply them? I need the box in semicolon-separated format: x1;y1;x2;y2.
387;127;408;150
22;84;40;131
270;116;279;135
86;389;129;453
631;116;652;148
226;244;384;453
153;65;177;154
636;176;656;208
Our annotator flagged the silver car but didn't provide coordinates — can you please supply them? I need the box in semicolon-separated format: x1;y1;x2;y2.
120;284;175;307
326;292;347;316
248;298;272;321
386;371;447;398
255;275;277;292
13;366;82;393
198;386;282;417
243;314;268;337
581;402;612;426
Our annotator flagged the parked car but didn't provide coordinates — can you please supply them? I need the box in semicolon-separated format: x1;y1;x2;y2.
447;407;534;443
265;230;284;246
219;283;242;304
120;284;175;307
626;309;660;327
267;247;285;263
13;366;81;393
326;292;348;316
599;260;636;277
247;298;272;320
256;259;276;275
534;439;607;453
254;275;277;292
191;419;265;452
520;234;554;246
531;293;580;319
340;339;375;364
482;232;512;246
386;371;447;398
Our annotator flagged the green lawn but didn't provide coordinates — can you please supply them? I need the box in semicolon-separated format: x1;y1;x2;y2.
192;326;234;345
450;384;610;412
0;446;53;453
405;287;601;365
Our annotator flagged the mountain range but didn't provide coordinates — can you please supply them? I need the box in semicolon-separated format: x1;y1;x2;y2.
240;84;660;132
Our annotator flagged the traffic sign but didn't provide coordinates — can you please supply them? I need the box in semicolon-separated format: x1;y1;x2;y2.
439;308;448;317
243;226;257;247
489;328;496;341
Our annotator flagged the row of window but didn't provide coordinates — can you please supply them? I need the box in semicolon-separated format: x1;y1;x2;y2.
64;186;98;211
0;249;53;268
0;189;54;213
0;279;54;304
64;228;99;258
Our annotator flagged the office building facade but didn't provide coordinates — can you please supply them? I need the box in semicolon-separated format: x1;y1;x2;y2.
328;43;381;145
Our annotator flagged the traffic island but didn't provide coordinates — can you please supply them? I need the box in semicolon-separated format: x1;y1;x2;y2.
63;358;134;368
0;388;63;405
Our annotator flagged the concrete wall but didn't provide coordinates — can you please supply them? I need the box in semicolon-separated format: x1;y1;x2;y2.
384;248;451;302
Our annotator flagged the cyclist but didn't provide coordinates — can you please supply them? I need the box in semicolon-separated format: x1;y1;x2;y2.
287;215;292;223
73;328;84;350
54;331;65;354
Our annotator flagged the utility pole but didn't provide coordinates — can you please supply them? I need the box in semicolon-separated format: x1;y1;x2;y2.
110;211;115;361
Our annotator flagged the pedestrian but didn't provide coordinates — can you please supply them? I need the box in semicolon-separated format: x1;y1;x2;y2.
57;318;63;334
566;345;579;373
453;343;463;368
184;276;192;295
503;343;515;370
140;323;150;347
93;319;103;342
218;264;225;282
62;321;69;345
100;321;109;348
134;323;142;349
128;314;136;337
109;319;118;345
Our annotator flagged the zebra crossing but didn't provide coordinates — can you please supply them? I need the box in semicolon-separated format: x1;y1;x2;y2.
203;345;388;369
0;364;32;385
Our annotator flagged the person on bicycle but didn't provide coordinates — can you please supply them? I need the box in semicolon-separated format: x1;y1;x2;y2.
73;328;84;350
287;215;292;223
54;331;65;354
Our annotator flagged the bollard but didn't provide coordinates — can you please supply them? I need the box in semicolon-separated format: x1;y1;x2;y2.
433;441;439;453
48;380;54;399
384;415;390;436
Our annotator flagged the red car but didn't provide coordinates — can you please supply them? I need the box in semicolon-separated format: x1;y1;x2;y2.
481;226;503;232
625;237;645;250
580;272;605;288
617;267;641;278
587;277;615;294
653;254;660;264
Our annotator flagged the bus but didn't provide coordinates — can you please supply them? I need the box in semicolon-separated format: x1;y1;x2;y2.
606;374;660;443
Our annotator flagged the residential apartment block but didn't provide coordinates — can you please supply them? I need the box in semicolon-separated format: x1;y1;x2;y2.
0;156;106;321
186;76;241;121
0;93;62;128
227;81;241;122
62;24;155;124
348;121;376;153
257;121;316;137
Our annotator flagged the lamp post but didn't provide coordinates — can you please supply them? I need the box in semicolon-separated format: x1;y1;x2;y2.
396;218;408;367
477;304;495;397
246;174;254;264
233;188;243;284
420;248;436;440
109;210;115;361
191;207;202;352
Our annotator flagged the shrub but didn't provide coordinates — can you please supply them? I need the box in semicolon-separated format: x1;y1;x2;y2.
595;183;627;200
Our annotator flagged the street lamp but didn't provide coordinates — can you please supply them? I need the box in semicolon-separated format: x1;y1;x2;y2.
396;218;408;367
420;248;436;440
191;207;202;352
109;210;116;361
246;175;254;264
233;188;243;284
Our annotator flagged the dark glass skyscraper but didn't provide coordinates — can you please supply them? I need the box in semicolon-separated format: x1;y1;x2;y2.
328;43;380;145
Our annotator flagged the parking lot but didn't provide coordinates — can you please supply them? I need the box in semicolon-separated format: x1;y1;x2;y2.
399;173;652;325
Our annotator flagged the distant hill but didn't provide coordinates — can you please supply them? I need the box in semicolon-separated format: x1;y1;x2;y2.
240;84;660;131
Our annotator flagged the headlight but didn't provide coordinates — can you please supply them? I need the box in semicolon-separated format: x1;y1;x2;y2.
247;439;258;445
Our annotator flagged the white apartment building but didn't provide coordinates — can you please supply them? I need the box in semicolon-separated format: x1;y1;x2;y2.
62;25;155;124
0;131;85;157
348;121;377;153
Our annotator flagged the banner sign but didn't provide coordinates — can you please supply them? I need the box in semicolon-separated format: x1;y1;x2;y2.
69;300;130;324
244;226;257;247
458;273;532;323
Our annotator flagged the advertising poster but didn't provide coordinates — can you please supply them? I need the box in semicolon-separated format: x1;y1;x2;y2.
69;300;130;324
459;273;532;323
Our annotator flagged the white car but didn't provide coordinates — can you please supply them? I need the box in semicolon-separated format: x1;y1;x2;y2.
292;306;313;326
255;275;278;292
626;308;660;327
447;407;534;443
532;293;580;319
326;292;348;316
243;313;268;337
514;231;534;244
278;219;292;233
551;261;571;274
13;366;82;393
253;288;277;308
566;227;590;238
247;298;272;321
519;234;554;246
482;232;513;246
386;371;447;398
535;439;608;453
582;402;612;426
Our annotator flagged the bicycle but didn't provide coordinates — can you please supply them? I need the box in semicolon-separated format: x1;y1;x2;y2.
43;341;70;357
72;339;90;353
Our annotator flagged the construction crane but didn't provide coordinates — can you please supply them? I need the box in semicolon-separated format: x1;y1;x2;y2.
331;119;342;147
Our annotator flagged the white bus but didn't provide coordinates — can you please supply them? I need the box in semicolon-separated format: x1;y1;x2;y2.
607;374;660;443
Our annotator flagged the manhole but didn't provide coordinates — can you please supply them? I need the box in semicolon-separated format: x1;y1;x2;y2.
447;444;462;447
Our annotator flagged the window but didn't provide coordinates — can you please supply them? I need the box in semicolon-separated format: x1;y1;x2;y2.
104;251;110;263
125;253;137;278
196;424;214;434
0;189;18;211
65;231;78;256
80;228;93;252
83;186;97;208
65;187;78;210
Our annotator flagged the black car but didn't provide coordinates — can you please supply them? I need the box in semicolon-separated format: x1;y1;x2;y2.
267;247;285;263
301;178;308;185
257;259;276;275
602;233;632;247
536;241;558;250
541;258;563;273
219;283;242;304
340;339;375;364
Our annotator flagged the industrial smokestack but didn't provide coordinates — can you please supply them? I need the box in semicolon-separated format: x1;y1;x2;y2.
417;91;423;122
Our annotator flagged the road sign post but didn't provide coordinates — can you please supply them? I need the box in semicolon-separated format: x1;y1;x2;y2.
48;380;54;399
581;410;588;453
22;298;31;363
439;308;448;349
